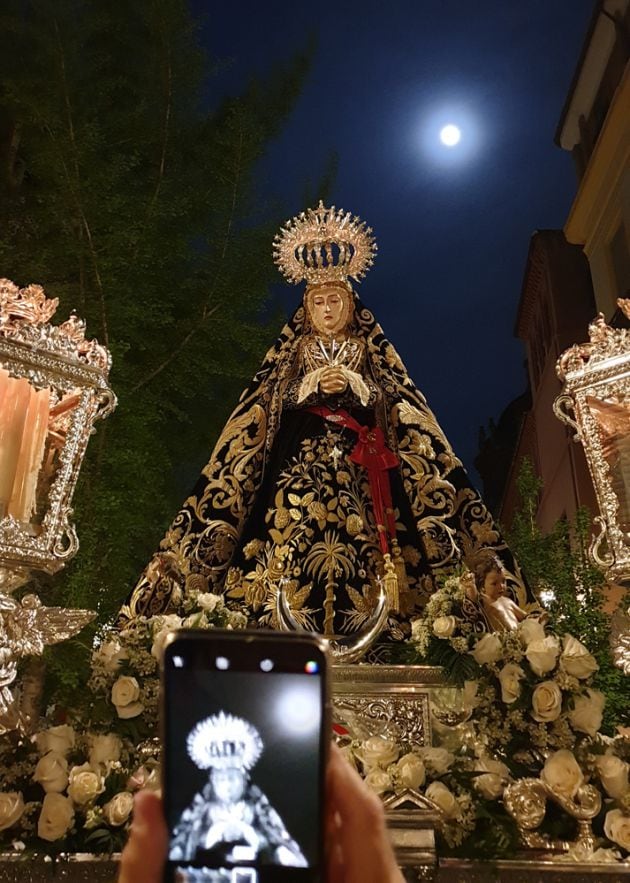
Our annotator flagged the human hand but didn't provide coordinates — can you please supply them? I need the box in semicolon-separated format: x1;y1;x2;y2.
118;789;168;883
320;366;348;395
327;742;404;883
118;745;404;883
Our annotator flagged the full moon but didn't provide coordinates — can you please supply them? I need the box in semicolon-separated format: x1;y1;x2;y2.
440;124;461;147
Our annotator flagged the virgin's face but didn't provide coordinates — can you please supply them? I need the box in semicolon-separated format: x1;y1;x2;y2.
483;569;506;602
211;767;246;803
308;286;350;335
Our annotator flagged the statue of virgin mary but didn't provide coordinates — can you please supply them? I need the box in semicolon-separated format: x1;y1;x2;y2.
121;203;533;659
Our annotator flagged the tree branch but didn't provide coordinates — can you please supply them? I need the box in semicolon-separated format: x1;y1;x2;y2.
129;303;220;394
130;116;244;394
132;17;173;260
53;18;109;347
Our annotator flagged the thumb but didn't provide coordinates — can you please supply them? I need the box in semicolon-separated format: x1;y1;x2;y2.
118;790;168;883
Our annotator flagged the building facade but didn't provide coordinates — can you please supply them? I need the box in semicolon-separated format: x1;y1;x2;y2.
556;0;630;319
477;231;597;532
478;1;630;536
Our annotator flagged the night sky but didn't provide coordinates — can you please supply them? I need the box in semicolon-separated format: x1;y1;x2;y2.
194;0;595;482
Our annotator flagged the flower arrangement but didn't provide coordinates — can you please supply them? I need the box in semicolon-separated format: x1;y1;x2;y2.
401;572;630;860
1;561;629;864
0;592;246;855
336;733;477;848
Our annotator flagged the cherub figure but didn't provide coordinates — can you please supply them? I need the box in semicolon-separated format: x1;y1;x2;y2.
473;556;529;632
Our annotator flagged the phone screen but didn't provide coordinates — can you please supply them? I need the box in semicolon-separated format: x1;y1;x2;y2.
162;631;328;883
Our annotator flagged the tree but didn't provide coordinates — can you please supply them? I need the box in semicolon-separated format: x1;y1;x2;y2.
0;0;311;697
507;458;629;733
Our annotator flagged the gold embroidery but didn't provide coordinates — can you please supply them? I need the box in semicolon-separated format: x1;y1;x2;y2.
121;291;531;636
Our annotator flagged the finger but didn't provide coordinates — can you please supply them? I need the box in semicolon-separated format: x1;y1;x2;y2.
325;800;344;883
326;839;345;883
118;790;168;883
327;744;402;883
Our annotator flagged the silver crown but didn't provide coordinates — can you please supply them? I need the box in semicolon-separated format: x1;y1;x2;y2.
187;711;263;770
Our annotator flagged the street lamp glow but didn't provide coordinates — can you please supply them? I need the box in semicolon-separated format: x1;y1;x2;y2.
439;124;461;147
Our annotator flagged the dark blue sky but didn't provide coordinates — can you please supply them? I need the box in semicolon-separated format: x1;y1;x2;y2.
194;0;595;481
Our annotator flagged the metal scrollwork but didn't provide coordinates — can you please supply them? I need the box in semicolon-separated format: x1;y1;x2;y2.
555;302;630;671
504;778;602;854
552;394;581;442
333;693;431;747
590;515;614;570
0;279;115;733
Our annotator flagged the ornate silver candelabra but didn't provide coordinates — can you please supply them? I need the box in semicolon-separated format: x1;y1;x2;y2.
0;278;115;732
554;300;630;672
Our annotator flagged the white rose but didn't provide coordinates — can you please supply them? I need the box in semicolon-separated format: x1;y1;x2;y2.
111;676;144;719
37;793;74;842
89;733;122;768
152;613;182;631
116;700;144;720
360;736;400;770
569;689;605;737
102;791;134;826
531;681;563;723
462;680;480;711
541;749;584;798
67;763;105;806
596;754;629;800
475;773;505;800
471;633;502;666
419;747;454;775
433;616;457;638
364;768;393;795
475;756;510;779
33;752;69;793
526;636;560;677
150;615;182;659
395;753;426;790
0;793;24;831
519;618;546;646
93;639;129;673
183;612;206;628
473;756;509;800
34;724;75;757
197;593;222;613
425;781;461;818
560;635;598;679
604;809;630;852
497;663;525;703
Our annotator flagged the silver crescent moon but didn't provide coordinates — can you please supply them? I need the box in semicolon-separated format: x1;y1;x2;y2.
275;582;389;663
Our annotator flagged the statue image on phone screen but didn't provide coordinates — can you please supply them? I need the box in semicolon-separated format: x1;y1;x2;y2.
170;711;307;875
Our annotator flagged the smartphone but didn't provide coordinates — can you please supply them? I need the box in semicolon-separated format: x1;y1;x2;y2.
161;629;330;883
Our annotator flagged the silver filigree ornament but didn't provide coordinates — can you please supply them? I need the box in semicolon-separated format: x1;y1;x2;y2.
555;301;630;673
0;279;116;732
504;777;602;854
